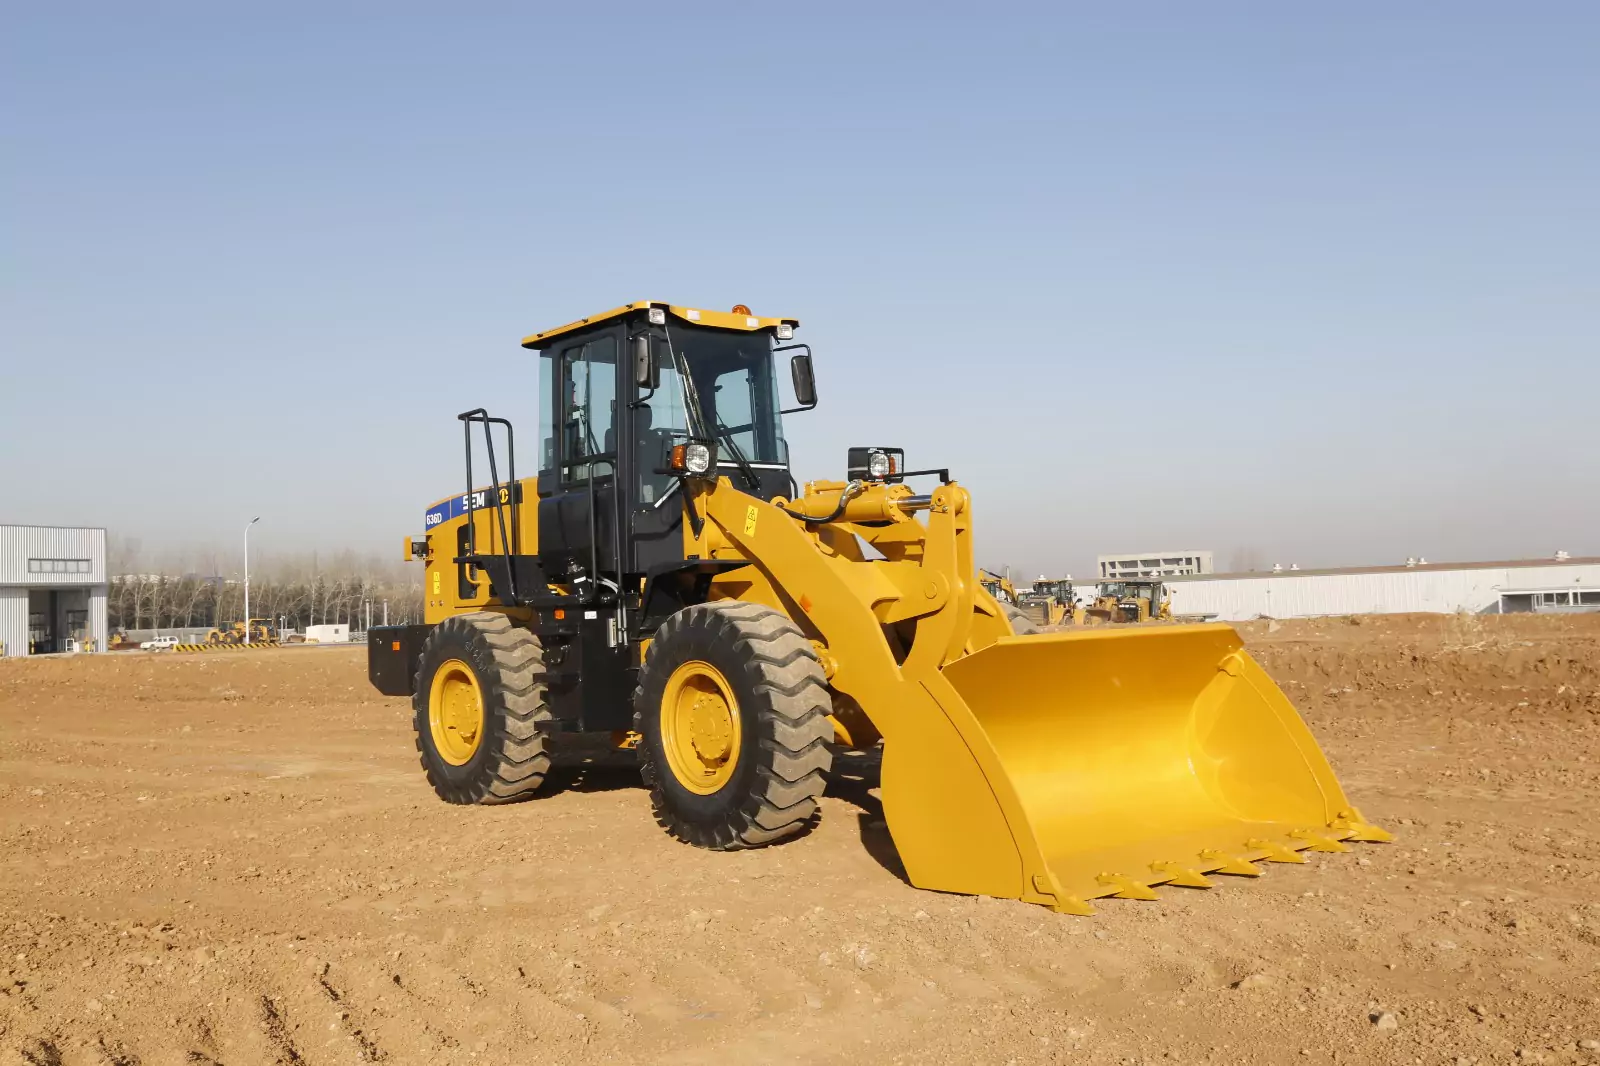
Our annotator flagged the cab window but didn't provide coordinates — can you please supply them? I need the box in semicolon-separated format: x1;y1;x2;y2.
559;336;617;483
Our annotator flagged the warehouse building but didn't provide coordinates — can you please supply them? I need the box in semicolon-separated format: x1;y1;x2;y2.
0;525;109;656
1098;549;1214;579
1165;554;1600;622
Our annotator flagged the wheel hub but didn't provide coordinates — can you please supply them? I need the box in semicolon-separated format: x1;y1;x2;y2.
442;683;479;741
428;659;484;765
688;694;734;762
661;660;743;794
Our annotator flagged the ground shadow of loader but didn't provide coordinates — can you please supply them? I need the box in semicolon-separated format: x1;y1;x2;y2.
545;735;909;880
825;747;909;883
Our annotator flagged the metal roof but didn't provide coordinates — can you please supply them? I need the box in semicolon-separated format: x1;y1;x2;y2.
520;302;799;349
1166;556;1600;583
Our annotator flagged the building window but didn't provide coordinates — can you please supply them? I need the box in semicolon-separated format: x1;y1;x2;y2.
1579;591;1600;606
27;558;91;574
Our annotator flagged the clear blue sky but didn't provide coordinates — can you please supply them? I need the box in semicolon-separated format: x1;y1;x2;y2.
4;3;1596;578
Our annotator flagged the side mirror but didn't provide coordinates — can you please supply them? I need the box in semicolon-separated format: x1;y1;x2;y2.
789;353;817;409
633;334;659;390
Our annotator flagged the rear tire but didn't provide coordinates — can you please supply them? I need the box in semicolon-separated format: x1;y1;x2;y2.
413;612;552;805
635;601;833;849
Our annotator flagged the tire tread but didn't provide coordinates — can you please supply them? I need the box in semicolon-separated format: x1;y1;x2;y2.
635;601;833;850
413;611;553;806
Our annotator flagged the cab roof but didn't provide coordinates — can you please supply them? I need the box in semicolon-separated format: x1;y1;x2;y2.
520;301;799;350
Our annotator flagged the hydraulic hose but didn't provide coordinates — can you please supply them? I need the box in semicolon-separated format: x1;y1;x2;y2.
780;480;865;523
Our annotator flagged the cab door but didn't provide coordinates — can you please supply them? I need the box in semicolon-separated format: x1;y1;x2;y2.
535;328;638;731
537;331;621;583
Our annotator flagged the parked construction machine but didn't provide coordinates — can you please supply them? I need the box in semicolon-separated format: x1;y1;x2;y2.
206;618;276;645
977;568;1018;606
1084;579;1172;625
367;300;1387;914
1016;577;1080;627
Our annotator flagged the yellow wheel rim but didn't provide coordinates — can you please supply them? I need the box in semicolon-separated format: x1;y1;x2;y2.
660;660;742;795
428;658;485;765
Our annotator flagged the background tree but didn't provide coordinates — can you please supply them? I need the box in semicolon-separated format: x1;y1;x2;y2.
109;548;423;633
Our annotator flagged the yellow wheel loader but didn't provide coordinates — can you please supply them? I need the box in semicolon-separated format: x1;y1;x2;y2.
1016;578;1078;627
206;618;276;645
977;568;1018;606
367;301;1388;915
1084;580;1172;625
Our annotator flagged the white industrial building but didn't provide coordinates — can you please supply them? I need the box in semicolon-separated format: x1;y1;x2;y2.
1165;555;1600;622
1098;550;1214;579
0;525;110;656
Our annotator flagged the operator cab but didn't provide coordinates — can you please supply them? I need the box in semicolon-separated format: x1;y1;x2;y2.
521;300;814;584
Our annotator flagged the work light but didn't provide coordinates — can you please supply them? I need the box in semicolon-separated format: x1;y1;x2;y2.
685;442;713;475
671;441;717;477
846;446;904;482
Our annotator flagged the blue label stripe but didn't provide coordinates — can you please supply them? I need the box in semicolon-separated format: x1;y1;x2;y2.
424;485;521;529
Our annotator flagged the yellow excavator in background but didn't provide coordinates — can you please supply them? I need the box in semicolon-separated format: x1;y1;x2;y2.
366;300;1388;915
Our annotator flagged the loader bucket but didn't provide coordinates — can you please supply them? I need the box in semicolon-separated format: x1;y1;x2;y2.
916;623;1388;912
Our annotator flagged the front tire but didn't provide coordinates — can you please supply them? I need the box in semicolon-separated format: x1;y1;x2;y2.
413;612;552;805
635;601;833;849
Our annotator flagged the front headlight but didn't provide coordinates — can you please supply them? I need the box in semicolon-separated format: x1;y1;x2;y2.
846;445;905;482
684;442;713;475
670;441;718;476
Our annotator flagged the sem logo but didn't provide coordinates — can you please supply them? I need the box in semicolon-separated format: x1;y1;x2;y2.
425;483;518;528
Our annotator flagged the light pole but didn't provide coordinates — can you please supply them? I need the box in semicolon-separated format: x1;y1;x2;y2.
244;517;260;644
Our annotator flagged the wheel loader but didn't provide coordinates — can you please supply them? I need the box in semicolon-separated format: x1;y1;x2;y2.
1084;579;1172;624
977;568;1017;605
367;300;1388;914
1016;577;1080;627
206;618;276;645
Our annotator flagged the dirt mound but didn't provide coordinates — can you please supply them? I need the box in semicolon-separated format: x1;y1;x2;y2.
1238;614;1600;733
3;619;1599;1064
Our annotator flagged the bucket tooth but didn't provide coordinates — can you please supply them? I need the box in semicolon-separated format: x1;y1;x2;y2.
1330;809;1395;843
1289;829;1350;853
1199;849;1263;877
1345;824;1394;843
1247;838;1309;863
1033;874;1098;915
1096;873;1161;901
1151;861;1214;889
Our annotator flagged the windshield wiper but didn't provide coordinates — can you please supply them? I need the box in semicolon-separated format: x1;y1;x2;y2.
714;419;763;492
661;321;764;493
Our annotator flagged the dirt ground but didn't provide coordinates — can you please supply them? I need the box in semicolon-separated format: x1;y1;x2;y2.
2;613;1598;1066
